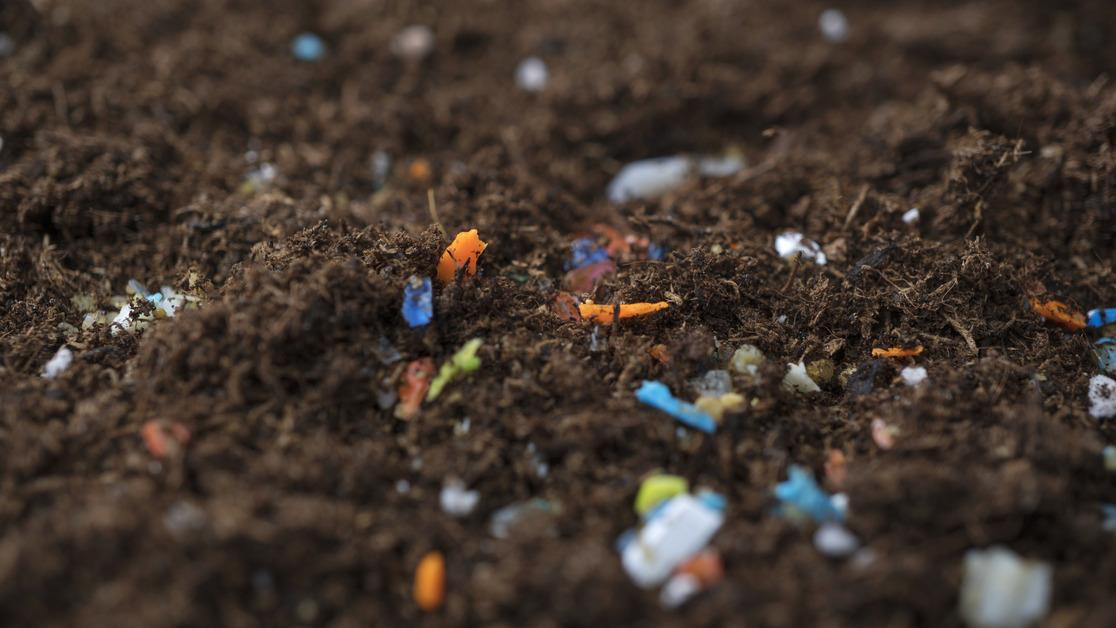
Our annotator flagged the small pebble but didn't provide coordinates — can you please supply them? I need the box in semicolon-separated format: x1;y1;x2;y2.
900;366;928;387
813;522;860;558
291;33;326;61
806;359;835;385
818;9;850;43
515;56;548;92
392;25;434;60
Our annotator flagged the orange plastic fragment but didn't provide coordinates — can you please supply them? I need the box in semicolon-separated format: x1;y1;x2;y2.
395;358;436;420
578;300;669;324
414;550;445;612
551;292;581;321
648;344;670;364
437;229;487;284
1029;298;1086;331
824;449;847;489
408;158;432;183
870;345;923;358
142;420;190;459
676;550;724;586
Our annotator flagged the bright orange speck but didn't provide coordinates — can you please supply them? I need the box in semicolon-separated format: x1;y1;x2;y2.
437;229;487;285
824;449;847;489
1029;298;1086;331
141;420;190;459
677;550;724;586
408;158;432;183
870;345;923;358
578;300;669;324
414;551;445;612
551;292;581;322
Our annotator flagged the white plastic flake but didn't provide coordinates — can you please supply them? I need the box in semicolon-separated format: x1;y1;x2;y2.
818;9;849;43
902;207;921;224
900;366;928;387
439;478;479;517
607;154;744;202
813;522;859;558
960;546;1052;628
782;361;821;394
515;57;548;92
110;303;133;336
621;495;724;588
775;232;827;265
1089;375;1116;419
41;346;73;379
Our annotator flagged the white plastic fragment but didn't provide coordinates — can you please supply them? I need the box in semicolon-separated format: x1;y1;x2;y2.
110;303;133;336
813;522;859;558
818;9;849;43
783;361;822;394
960;546;1052;628
730;344;765;375
1089;375;1116;419
391;25;434;60
902;207;921;224
41;345;74;379
515;56;548;92
775;232;827;265
439;478;479;517
621;494;724;588
659;573;702;609
900;366;928;387
607;154;745;202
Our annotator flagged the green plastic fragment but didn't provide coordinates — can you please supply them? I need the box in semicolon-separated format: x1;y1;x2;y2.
634;473;689;516
426;339;483;401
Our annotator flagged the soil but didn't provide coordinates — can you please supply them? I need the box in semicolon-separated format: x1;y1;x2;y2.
2;0;1116;626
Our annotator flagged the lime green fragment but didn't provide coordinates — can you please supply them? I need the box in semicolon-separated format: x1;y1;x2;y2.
426;339;483;401
634;474;689;516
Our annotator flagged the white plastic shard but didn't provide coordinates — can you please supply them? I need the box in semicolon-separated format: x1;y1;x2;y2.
960;546;1052;628
41;345;73;379
900;366;928;387
621;494;724;588
607;154;745;203
1089;374;1116;419
439;478;479;517
783;361;821;394
775;232;828;265
515;56;548;92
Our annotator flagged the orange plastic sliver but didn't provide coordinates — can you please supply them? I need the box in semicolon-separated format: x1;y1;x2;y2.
437;229;487;284
578;300;669;324
870;345;923;358
395;358;436;420
1029;298;1086;330
414;551;445;612
141;420;190;459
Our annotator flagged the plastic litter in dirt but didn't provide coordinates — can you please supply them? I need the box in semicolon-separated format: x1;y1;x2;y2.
635;380;717;434
437;230;487;284
402;276;433;328
960;546;1051;628
427;339;482;401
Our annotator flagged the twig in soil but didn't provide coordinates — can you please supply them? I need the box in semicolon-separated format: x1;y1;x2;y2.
427;188;447;240
947;315;979;355
842;184;870;230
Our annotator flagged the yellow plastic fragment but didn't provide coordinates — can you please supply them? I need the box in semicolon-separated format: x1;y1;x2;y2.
634;474;689;516
426;339;483;401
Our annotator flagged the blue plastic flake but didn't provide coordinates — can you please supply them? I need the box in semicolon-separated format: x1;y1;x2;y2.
1088;308;1116;328
774;465;844;524
146;292;164;304
1103;504;1116;532
635;380;717;434
647;243;666;261
292;33;326;61
566;237;610;271
1095;338;1116;375
696;490;726;513
402;276;433;328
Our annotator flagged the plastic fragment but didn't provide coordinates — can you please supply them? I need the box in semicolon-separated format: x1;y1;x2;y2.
846;359;885;395
730;344;765;375
567;237;610;270
659;573;701;609
1102;504;1116;532
1093;338;1116;375
635;380;717;434
142;420;191;459
695;393;744;423
648;344;670;364
563;260;615;293
402;276;434;328
818;8;849;43
635;474;689;517
676;549;724;586
806;359;835;385
647;243;666;261
775;232;827;265
437;229;487;284
900;365;928;386
110;303;133;336
489;498;559;539
1104;446;1116;472
440;478;479;517
291;33;325;61
783;361;821;394
395;358;436;420
551;292;581;321
41;345;73;379
814;522;860;558
620;494;725;588
1088;374;1116;419
374;336;403;364
1029;298;1086;330
606;155;743;203
871;345;923;358
691;369;733;397
427;339;483;401
515;56;548;92
392;25;434;60
825;449;847;488
902;207;920;224
1087;308;1116;328
774;465;844;524
578;300;669;324
414;551;445;612
871;418;898;450
960;546;1051;628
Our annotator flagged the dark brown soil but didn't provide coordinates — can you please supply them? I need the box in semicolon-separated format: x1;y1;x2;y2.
2;0;1116;626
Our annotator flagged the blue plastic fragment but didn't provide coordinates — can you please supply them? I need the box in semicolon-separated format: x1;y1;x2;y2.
635;380;717;434
1095;338;1116;375
566;237;610;271
696;490;726;513
1088;308;1116;328
647;243;666;261
1103;504;1116;532
774;465;844;524
292;33;326;61
402;276;433;328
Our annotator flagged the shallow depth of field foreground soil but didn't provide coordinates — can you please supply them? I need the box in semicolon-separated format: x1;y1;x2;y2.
3;0;1116;626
